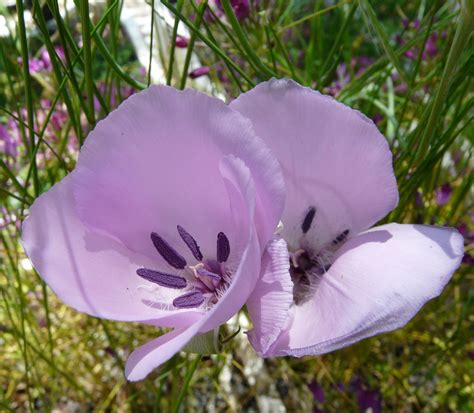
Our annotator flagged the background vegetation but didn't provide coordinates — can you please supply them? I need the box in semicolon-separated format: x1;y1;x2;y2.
0;0;472;411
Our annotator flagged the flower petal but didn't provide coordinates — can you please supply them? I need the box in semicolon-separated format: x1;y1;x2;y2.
73;86;284;264
22;174;201;326
125;325;200;381
246;236;293;356
199;154;261;331
125;156;262;380
268;223;464;356
230;79;398;250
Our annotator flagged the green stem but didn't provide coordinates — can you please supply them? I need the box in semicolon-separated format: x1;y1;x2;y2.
220;0;275;79
80;0;96;125
179;1;207;90
415;3;473;164
279;0;350;33
148;0;155;86
93;32;147;90
16;0;39;198
161;0;254;86
166;0;184;85
171;355;202;413
320;2;357;86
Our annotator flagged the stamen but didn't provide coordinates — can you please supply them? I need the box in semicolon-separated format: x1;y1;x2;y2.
177;225;203;261
310;256;331;276
151;232;187;269
290;249;306;268
196;268;221;289
173;290;205;308
136;268;187;289
331;229;350;246
301;207;316;234
216;232;230;263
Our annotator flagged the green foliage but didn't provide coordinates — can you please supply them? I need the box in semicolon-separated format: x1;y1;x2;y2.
0;0;472;411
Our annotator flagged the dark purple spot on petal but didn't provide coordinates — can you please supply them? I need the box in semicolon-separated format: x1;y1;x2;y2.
332;229;350;246
301;206;316;234
216;232;230;263
151;232;187;269
173;290;205;308
136;268;187;289
177;225;203;262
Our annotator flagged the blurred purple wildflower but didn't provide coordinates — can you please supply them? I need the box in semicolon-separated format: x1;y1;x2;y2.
18;48;50;73
0;207;19;232
426;32;439;57
350;378;382;413
0;121;19;157
397;19;441;62
18;46;65;73
325;57;373;96
215;0;250;20
175;35;189;48
93;82;137;113
55;46;66;62
372;113;383;125
308;381;325;403
189;66;211;79
39;48;52;71
458;222;474;265
435;183;452;206
404;49;416;60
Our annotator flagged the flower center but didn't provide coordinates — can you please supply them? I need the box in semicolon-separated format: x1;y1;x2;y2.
136;226;231;310
289;206;350;305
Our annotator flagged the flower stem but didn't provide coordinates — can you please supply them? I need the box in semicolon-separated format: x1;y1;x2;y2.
171;355;202;413
80;0;96;125
179;0;207;90
16;0;39;198
220;0;276;79
415;0;474;164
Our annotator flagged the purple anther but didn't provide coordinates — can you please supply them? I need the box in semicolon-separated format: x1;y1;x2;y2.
177;225;203;261
196;268;221;289
173;290;205;308
151;232;187;269
301;206;316;234
216;232;230;263
136;268;187;289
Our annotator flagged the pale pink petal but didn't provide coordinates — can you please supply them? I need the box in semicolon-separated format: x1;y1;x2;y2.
246;236;293;355
199;155;261;331
125;156;262;380
125;325;200;381
22;174;201;326
268;224;464;356
230;79;398;250
73;86;284;263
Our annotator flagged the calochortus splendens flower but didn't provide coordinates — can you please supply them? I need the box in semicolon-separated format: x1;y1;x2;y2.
230;79;464;357
22;86;285;381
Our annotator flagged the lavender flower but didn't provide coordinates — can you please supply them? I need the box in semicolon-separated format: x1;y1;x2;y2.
0;122;19;157
215;0;250;20
22;85;284;381
308;381;325;404
189;66;211;79
175;35;189;48
350;378;382;413
435;183;452;206
231;79;464;358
